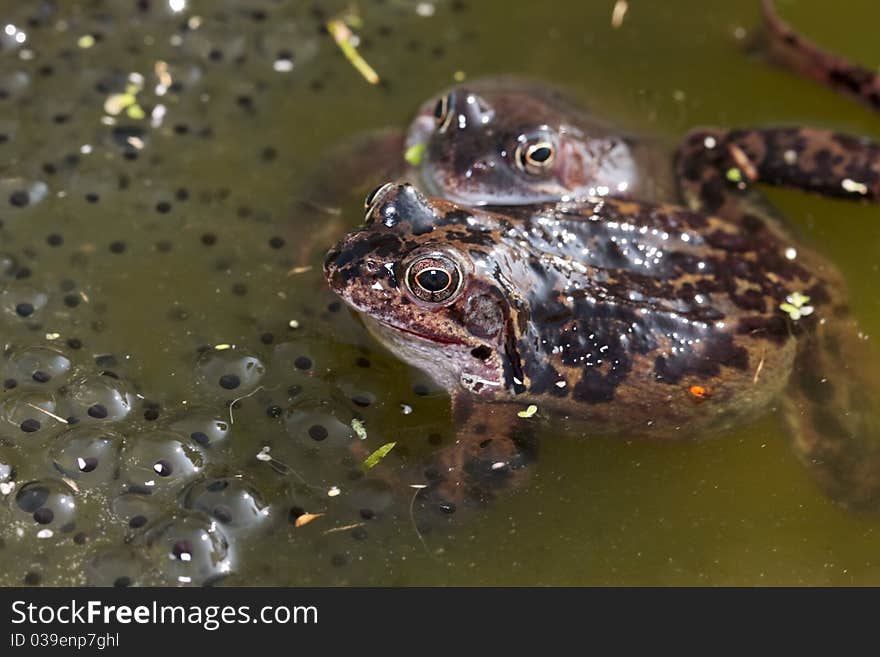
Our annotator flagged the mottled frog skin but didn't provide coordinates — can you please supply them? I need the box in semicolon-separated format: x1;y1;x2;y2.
321;1;880;511
327;184;836;432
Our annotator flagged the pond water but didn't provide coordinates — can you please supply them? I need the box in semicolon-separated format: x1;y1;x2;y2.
0;0;879;586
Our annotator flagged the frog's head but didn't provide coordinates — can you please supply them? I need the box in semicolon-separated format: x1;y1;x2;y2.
324;183;524;397
406;79;637;204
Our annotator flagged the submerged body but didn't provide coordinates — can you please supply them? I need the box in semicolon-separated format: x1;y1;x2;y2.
321;1;880;509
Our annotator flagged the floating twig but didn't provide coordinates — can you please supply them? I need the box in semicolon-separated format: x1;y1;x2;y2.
25;403;69;424
326;17;380;85
228;385;269;424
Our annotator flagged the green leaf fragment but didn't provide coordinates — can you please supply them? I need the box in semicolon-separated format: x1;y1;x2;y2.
780;291;814;321
326;19;380;85
404;142;427;167
517;404;538;419
126;104;146;120
351;418;367;441
362;442;396;470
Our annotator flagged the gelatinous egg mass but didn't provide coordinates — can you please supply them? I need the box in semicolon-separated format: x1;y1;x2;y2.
0;0;471;587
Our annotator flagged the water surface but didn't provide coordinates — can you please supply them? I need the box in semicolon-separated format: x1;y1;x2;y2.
0;0;878;586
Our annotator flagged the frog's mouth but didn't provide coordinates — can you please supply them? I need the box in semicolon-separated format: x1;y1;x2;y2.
370;316;466;346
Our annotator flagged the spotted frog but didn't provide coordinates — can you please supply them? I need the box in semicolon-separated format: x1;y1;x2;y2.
322;1;880;510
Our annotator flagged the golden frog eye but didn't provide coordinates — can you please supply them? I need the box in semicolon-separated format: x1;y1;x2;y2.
404;253;462;303
515;141;556;175
433;93;455;131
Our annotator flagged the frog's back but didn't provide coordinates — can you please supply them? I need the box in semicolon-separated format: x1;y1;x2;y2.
485;197;842;437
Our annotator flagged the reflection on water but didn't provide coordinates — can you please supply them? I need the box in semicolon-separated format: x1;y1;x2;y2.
0;0;878;585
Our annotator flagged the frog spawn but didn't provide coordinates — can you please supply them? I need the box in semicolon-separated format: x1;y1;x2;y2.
0;335;428;585
0;0;469;586
0;342;275;585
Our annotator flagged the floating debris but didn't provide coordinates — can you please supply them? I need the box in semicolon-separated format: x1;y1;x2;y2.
404;142;427;167
104;73;146;119
228;385;265;424
416;2;436;17
326;16;380;85
351;418;368;440
517;404;538;418
327;486;341;497
688;385;710;400
842;178;869;195
323;522;365;535
294;512;324;528
25;402;69;424
362;442;396;470
611;0;629;28
726;168;743;183
753;353;766;385
780;292;814;320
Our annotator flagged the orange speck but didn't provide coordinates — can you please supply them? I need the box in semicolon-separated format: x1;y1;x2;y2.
689;385;709;400
294;512;324;528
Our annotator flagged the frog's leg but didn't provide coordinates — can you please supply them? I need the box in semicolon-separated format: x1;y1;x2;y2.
784;312;880;510
760;0;880;112
292;128;405;260
417;396;540;513
674;127;880;222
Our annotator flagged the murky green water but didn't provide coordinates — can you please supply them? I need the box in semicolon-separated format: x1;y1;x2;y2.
0;0;878;586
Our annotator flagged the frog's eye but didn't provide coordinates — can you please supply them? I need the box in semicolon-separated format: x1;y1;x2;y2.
432;93;454;132
515;141;556;175
364;182;395;212
404;253;462;304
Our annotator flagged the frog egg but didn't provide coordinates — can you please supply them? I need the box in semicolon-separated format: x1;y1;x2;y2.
0;390;63;440
180;477;271;534
84;547;149;587
121;430;204;497
63;372;134;423
143;512;234;586
0;284;48;321
111;491;164;531
4;346;72;388
271;341;382;410
344;477;395;519
12;478;77;535
49;425;123;486
195;349;265;396
166;409;231;448
271;341;322;375
285;397;355;450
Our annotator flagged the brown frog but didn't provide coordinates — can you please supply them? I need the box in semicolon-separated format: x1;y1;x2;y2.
321;1;880;511
304;1;880;256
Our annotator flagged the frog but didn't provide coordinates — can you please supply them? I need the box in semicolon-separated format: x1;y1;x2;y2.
319;1;880;511
301;0;880;257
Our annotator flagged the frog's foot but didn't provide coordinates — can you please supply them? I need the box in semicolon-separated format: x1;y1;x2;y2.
418;399;539;514
675;127;880;222
785;314;880;510
760;0;880;112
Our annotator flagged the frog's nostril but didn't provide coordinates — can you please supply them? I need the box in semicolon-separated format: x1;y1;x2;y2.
323;248;340;274
363;182;396;213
